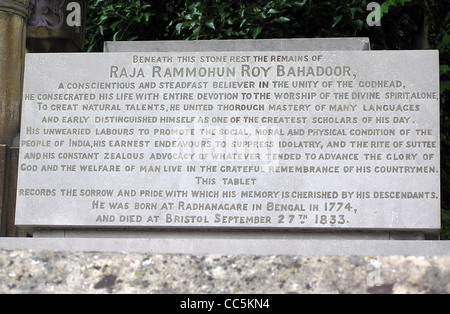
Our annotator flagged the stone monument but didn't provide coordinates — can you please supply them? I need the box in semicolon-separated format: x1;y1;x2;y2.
0;39;448;294
15;46;441;241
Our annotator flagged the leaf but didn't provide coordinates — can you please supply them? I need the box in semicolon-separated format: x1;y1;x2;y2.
332;15;343;28
110;20;121;31
441;81;450;95
192;26;201;36
293;0;307;7
220;12;230;19
239;18;247;29
87;41;96;53
438;32;450;50
143;13;153;22
113;31;120;42
175;23;183;35
353;19;364;30
273;17;290;23
251;27;263;39
205;20;215;30
268;9;280;14
380;0;413;19
350;7;356;19
98;14;109;23
441;65;450;74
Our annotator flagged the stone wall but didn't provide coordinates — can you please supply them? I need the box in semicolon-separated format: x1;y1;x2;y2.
0;249;448;294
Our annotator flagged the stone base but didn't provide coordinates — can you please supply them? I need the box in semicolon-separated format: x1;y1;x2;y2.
0;239;448;294
0;247;448;294
1;238;449;256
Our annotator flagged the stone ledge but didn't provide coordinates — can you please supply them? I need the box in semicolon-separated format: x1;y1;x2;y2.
1;238;449;256
103;38;371;52
0;249;448;294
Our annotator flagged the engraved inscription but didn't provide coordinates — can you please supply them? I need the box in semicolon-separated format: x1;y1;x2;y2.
16;51;440;230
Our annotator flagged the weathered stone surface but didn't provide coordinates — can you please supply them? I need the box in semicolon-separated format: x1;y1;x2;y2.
0;145;6;236
0;146;6;235
17;51;440;234
104;38;371;52
1;238;450;256
0;249;448;294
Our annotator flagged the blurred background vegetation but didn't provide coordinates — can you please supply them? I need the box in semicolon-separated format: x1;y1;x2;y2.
85;0;450;239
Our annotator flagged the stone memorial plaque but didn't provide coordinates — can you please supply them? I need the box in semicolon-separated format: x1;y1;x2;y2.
16;50;440;233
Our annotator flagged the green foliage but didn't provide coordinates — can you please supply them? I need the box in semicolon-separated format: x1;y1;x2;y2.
174;0;309;39
434;7;450;239
85;0;450;239
442;209;450;240
439;33;450;94
87;0;379;48
86;0;174;52
380;0;413;18
169;0;357;40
